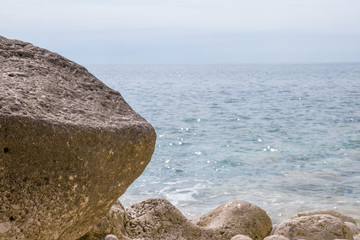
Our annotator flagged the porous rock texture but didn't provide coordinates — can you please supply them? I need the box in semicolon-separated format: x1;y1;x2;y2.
81;198;219;240
79;198;273;240
78;201;130;240
79;198;360;240
0;36;156;240
273;214;354;240
125;198;218;240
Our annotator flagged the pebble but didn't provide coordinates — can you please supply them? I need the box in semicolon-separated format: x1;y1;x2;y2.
105;234;119;240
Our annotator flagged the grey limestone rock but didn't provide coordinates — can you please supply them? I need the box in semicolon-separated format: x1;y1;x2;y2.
0;35;156;240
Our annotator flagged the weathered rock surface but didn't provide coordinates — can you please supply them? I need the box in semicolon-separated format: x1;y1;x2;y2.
0;36;156;240
125;198;219;240
81;198;218;240
80;198;272;240
82;198;223;240
79;198;360;240
78;201;130;240
194;200;272;240
346;222;360;237
293;209;357;225
273;214;353;240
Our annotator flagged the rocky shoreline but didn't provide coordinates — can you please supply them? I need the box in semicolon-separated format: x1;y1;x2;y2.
80;198;360;240
1;35;359;240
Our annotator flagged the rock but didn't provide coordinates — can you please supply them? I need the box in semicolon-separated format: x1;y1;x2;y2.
125;198;220;240
230;234;253;240
354;234;360;240
270;224;277;235
263;235;289;240
80;198;273;240
346;222;360;236
195;200;272;240
0;35;156;240
294;209;357;225
77;201;130;240
104;235;119;240
273;214;353;240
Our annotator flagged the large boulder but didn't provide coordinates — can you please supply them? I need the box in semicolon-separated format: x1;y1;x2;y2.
0;36;156;240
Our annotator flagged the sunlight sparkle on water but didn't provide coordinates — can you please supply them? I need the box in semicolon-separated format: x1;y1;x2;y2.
89;64;360;224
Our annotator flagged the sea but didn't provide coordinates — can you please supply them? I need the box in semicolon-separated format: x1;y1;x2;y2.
87;63;360;224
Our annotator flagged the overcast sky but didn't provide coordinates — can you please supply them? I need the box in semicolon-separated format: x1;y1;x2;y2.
1;0;360;64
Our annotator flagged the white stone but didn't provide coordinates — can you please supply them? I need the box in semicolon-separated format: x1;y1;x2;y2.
264;235;289;240
104;234;119;240
231;234;253;240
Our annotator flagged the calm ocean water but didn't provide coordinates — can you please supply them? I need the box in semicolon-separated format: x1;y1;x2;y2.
87;64;360;223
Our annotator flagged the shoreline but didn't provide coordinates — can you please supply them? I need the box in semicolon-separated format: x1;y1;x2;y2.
119;193;360;226
3;35;359;240
81;197;360;240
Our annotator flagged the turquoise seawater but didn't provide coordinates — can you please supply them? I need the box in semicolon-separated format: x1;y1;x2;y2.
87;64;360;223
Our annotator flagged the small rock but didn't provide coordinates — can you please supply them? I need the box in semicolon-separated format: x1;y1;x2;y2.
195;200;272;240
231;234;253;240
125;198;216;240
273;214;353;240
293;209;357;224
264;235;289;240
270;224;277;235
104;235;118;240
346;221;360;236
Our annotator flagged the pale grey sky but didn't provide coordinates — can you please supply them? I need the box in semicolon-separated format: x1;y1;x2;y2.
1;0;360;64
